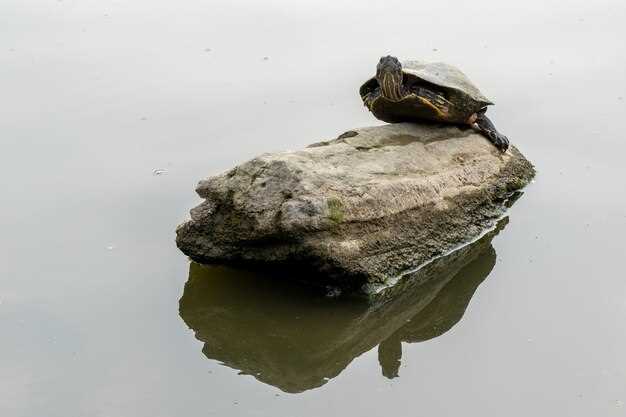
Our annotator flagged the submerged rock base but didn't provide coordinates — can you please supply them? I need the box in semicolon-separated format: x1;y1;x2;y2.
176;123;535;290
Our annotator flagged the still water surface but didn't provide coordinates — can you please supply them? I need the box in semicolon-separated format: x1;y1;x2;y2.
1;0;626;416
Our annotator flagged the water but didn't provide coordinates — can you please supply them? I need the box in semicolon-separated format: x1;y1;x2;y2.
1;0;625;416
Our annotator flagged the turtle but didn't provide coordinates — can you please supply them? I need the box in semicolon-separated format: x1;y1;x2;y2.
360;56;509;152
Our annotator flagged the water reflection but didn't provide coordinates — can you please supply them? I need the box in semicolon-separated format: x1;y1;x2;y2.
179;218;507;393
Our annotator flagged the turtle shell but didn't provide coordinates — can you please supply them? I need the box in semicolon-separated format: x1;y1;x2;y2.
401;60;492;104
360;60;493;124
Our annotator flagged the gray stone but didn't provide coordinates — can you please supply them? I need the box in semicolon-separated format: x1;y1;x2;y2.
176;123;535;290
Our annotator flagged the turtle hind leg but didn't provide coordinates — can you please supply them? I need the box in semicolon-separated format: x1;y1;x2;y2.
474;108;509;152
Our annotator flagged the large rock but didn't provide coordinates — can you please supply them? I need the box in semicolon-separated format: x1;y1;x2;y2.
176;123;534;290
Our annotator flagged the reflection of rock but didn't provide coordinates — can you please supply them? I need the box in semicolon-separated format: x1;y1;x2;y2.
176;123;534;289
179;219;506;393
376;241;497;378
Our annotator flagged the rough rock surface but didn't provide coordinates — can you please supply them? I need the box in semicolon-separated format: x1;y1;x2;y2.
176;123;535;290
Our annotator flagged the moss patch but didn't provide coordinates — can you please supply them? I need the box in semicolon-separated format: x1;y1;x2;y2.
327;198;345;223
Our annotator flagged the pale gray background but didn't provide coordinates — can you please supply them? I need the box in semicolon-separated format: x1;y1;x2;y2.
1;0;625;416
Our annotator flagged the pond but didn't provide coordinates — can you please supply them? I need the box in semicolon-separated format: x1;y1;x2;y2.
1;0;625;416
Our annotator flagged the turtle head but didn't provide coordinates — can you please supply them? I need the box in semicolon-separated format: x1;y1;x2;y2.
376;56;404;102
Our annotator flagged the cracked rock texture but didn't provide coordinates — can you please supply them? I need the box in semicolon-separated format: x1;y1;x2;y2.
176;123;535;290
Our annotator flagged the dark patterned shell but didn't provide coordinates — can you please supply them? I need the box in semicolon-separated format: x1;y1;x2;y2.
401;60;492;105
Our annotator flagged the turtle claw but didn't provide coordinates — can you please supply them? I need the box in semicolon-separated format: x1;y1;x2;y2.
498;135;509;153
474;111;509;153
487;131;509;153
494;134;509;153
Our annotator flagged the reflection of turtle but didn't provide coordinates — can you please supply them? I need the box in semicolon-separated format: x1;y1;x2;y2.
360;56;509;152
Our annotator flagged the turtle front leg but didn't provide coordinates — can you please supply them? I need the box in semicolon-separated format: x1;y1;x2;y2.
362;88;381;110
474;108;509;152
